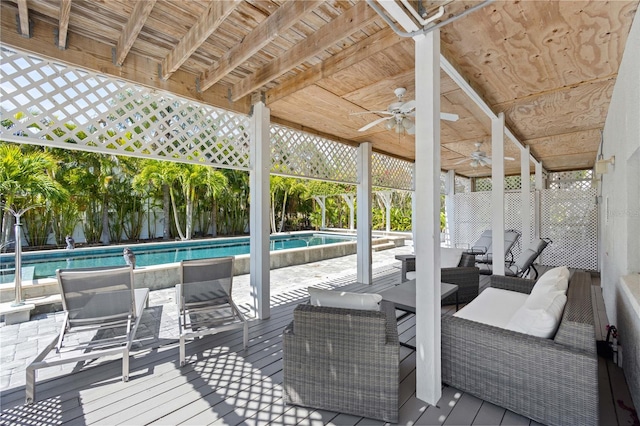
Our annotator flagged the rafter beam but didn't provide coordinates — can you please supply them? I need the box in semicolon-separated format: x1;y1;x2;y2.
113;0;156;66
231;0;378;101
161;0;242;81
17;0;29;37
199;0;323;93
57;0;71;49
266;27;402;104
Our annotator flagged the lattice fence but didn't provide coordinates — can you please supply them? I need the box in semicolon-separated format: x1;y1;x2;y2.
538;188;598;270
270;124;358;183
455;175;471;193
0;47;251;170
372;153;413;190
450;191;533;260
450;188;597;270
548;170;595;190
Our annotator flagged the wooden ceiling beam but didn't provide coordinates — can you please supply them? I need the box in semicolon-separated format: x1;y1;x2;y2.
199;0;323;93
266;27;403;104
16;0;29;37
231;0;379;101
113;0;157;66
56;0;71;49
161;0;242;81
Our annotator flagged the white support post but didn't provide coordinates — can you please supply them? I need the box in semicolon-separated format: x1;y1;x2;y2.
411;164;417;252
341;194;355;230
357;142;372;284
249;101;271;320
445;170;456;248
414;29;442;407
521;145;531;249
313;196;327;229
491;113;506;276
535;162;544;190
377;191;393;233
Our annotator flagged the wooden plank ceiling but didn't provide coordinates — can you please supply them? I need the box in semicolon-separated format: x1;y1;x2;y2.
1;0;637;177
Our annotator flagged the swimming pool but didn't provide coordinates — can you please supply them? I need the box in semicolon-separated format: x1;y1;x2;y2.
0;233;356;284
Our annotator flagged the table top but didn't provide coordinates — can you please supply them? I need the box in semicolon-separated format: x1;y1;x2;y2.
378;280;458;313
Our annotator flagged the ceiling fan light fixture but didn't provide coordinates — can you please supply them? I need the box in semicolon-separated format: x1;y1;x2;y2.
401;117;413;129
470;159;479;168
385;118;395;130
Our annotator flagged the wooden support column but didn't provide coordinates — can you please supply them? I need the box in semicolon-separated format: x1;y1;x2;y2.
357;142;372;284
521;145;531;249
491;113;506;276
249;101;270;320
414;29;442;406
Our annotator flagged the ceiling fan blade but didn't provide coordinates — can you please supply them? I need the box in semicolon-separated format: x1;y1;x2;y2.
504;156;515;161
453;158;469;165
350;110;394;116
440;112;459;122
482;157;492;165
358;116;391;132
399;100;416;113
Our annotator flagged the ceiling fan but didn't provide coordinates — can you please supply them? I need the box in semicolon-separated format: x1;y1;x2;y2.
352;87;459;134
453;142;515;167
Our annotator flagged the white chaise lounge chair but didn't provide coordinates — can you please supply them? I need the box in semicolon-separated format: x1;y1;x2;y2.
25;265;149;404
176;257;248;366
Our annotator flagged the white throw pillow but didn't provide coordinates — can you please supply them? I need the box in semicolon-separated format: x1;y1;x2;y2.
530;266;570;296
441;248;464;268
307;287;382;311
506;292;567;338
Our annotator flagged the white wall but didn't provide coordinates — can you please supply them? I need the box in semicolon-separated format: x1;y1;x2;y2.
600;11;640;410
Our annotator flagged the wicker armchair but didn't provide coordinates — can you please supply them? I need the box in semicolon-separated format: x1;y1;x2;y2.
401;253;480;304
282;300;399;422
441;271;598;426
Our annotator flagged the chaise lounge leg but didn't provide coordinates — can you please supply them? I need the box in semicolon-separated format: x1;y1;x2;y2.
25;366;36;405
122;348;130;382
243;322;249;350
179;335;186;367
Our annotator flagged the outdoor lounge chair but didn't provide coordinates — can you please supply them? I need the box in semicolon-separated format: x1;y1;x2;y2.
176;257;248;366
480;237;551;278
465;229;521;266
25;265;149;404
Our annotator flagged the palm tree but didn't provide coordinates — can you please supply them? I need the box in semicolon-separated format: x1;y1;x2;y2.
176;164;227;239
133;159;178;240
0;143;67;248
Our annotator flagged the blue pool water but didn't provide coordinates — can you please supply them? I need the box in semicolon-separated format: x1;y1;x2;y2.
0;233;355;283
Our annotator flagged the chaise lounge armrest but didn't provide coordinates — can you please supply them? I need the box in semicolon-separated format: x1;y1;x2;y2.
441;315;598;426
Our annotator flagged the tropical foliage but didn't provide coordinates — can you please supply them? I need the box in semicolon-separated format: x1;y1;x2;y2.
0;142;416;249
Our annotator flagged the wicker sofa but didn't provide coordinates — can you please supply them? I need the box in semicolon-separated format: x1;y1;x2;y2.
441;271;598;426
401;252;480;304
282;300;399;422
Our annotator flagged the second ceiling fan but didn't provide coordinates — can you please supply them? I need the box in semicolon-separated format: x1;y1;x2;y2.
353;87;459;134
454;142;515;167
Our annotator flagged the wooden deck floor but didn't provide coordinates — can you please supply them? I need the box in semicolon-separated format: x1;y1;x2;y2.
0;267;635;425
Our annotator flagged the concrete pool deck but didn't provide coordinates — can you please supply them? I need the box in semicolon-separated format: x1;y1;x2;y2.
0;242;413;391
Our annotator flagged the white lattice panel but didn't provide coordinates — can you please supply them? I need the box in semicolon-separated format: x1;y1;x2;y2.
270;124;358;183
1;47;251;169
548;170;595;191
539;188;598;270
455;175;471;193
372;153;413;190
451;192;534;260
